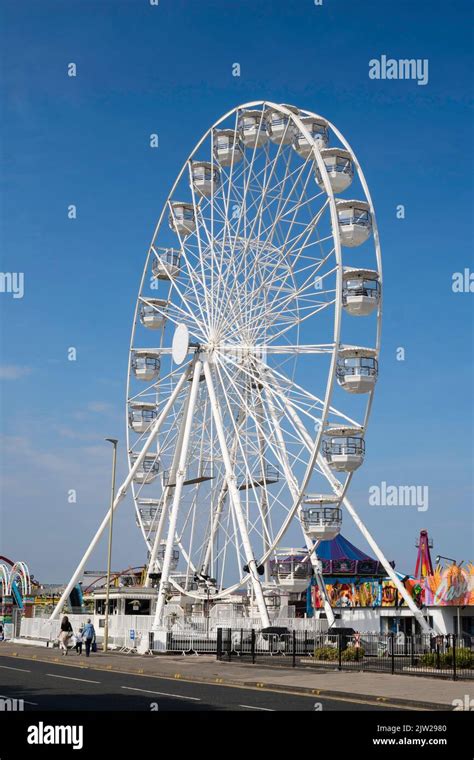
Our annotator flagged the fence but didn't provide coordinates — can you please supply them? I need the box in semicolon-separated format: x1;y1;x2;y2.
157;616;328;654
19;615;472;679
216;630;474;681
20;615;90;643
19;614;154;651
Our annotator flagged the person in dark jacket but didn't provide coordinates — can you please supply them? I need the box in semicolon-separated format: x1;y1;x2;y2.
58;615;73;655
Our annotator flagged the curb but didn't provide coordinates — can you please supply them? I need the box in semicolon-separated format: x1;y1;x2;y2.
237;681;449;711
0;649;453;711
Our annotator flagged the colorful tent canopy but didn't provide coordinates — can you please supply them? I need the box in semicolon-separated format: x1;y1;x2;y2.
317;534;375;562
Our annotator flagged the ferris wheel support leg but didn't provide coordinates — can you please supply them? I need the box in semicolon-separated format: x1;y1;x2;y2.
203;360;271;629
153;359;203;630
49;365;191;621
201;482;227;577
255;393;271;584
317;455;434;635
145;379;194;588
264;387;335;627
305;542;335;628
200;409;245;577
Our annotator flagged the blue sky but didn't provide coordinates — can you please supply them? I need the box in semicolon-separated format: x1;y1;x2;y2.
0;0;472;583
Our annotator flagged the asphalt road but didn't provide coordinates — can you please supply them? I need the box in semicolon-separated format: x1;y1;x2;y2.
0;655;403;712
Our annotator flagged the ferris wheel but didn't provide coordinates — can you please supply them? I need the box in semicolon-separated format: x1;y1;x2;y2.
126;98;386;629
51;101;430;634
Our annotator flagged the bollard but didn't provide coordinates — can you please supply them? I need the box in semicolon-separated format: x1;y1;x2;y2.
251;628;256;665
292;630;296;668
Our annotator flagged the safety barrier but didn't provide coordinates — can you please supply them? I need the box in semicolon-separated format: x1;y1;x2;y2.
216;630;474;680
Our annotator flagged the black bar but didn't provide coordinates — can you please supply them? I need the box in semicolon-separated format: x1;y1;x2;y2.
452;633;457;681
216;627;222;660
292;630;296;667
390;632;395;675
251;628;256;664
338;632;342;670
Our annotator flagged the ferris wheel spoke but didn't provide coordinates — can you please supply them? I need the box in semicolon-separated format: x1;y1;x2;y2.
215;136;294;325
138;294;204;344
219;225;335;342
219;152;319;324
212;128;277;322
150;245;210;339
253;174;326;261
213;357;302;526
255;355;362;430
263;344;336;354
192;206;225;331
240;281;335;343
166;211;211;337
213;114;248;330
127;364;186;405
211;360;283;555
249;156;321;257
214;347;324;422
260;227;335;326
263;301;336;345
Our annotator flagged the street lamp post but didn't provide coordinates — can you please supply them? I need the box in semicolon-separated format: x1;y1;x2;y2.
103;438;118;652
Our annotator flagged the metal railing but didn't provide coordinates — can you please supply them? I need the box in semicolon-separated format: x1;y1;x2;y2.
323;440;365;456
216;630;474;680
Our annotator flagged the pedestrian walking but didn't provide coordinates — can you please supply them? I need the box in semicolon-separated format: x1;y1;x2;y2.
58;615;73;655
82;619;96;657
75;627;84;655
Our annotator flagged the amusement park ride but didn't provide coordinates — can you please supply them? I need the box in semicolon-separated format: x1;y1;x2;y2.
48;101;433;634
0;557;32;610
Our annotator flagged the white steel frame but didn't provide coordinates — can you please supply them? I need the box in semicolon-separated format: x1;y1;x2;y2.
51;102;431;634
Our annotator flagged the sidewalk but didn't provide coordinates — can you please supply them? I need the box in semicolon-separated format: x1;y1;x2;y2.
0;641;469;710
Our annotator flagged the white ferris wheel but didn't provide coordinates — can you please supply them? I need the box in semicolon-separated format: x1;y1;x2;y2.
52;101;430;633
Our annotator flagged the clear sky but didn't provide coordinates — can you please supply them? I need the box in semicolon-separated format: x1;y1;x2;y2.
0;0;472;584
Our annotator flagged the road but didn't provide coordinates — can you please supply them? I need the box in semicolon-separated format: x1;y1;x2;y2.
0;655;403;711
